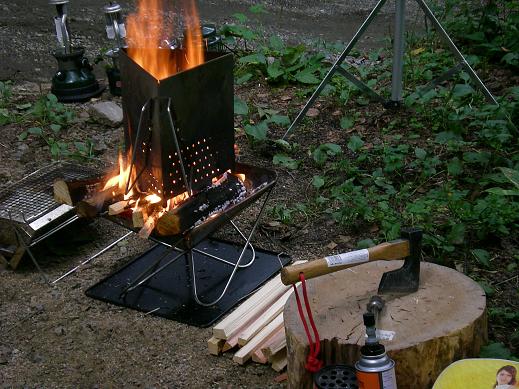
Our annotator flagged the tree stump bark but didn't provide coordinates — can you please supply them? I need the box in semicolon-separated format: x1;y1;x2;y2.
284;261;487;389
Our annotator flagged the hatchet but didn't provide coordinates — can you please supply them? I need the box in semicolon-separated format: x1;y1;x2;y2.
281;227;422;294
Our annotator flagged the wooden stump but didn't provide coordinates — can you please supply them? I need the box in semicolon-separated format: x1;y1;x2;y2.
284;261;487;389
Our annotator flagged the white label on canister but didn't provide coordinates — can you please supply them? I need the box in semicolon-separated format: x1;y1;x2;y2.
377;329;396;341
381;367;398;389
325;249;369;267
364;330;396;341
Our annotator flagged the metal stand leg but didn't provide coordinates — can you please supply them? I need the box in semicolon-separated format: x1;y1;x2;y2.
121;248;187;295
118;188;273;306
6;210;48;283
284;0;498;138
52;231;133;284
283;0;388;139
12;227;49;284
189;188;273;307
414;0;498;105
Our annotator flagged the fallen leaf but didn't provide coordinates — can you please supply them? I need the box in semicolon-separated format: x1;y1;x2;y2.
280;95;292;101
337;235;351;243
306;108;320;117
326;241;338;250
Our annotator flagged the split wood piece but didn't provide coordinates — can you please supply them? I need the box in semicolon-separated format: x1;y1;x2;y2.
132;210;146;228
76;186;123;218
238;288;293;346
271;348;288;372
6;245;26;270
251;349;268;364
138;208;163;239
155;175;245;236
233;313;284;365
222;333;240;353
212;274;290;340
261;327;286;361
53;177;103;206
108;200;129;215
284;261;487;389
0;253;8;269
207;336;226;356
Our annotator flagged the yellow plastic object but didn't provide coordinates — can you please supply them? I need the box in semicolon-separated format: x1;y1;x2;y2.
433;359;519;389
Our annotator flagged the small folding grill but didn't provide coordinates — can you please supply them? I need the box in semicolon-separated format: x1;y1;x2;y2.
0;162;100;271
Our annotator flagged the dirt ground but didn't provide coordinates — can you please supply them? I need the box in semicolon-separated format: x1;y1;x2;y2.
0;1;400;388
0;84;356;388
2;1;516;388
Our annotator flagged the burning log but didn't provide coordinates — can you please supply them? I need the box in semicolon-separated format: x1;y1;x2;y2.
138;207;163;239
132;210;146;228
53;177;103;206
155;174;246;236
76;186;123;218
108;200;130;216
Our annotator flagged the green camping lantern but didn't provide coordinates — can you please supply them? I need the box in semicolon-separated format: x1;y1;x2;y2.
49;0;104;102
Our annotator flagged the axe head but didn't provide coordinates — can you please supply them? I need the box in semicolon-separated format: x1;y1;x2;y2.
378;227;422;295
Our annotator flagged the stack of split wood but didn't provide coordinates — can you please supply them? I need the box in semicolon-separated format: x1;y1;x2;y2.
207;267;302;372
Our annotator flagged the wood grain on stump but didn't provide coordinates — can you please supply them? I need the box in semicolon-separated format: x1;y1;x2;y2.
284;261;487;389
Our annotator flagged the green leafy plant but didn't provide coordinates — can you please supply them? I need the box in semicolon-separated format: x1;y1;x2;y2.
16;93;95;160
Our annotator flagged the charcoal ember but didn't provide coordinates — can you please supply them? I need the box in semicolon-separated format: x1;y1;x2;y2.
155;174;246;236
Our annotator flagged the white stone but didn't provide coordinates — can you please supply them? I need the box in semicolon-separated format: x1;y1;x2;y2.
89;101;123;128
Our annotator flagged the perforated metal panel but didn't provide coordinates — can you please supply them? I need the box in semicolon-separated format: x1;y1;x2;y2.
120;49;234;197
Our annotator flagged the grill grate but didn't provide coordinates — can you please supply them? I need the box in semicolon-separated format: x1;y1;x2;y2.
0;162;101;224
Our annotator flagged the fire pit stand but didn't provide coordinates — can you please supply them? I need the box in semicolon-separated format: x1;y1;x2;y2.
83;167;289;327
118;186;272;307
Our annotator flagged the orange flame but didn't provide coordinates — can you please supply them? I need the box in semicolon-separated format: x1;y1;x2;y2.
126;0;204;80
102;151;135;197
182;0;204;70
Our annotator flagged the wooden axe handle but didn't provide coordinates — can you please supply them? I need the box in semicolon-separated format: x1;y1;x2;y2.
280;239;410;285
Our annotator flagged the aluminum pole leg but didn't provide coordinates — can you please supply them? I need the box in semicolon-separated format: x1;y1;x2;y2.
283;0;389;139
390;0;406;104
414;0;498;105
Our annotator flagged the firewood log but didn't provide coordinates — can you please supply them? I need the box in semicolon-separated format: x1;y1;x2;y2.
53;177;103;206
132;210;146;228
108;200;130;215
156;175;246;236
76;187;123;218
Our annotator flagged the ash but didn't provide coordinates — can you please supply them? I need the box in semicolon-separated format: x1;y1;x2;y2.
193;180;247;228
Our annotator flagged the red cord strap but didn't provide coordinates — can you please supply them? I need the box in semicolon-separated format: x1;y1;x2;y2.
292;272;323;373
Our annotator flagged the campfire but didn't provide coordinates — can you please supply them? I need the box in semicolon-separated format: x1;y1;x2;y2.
97;0;245;239
54;0;249;241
